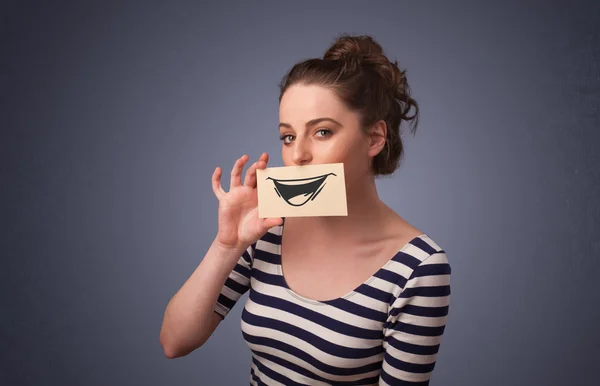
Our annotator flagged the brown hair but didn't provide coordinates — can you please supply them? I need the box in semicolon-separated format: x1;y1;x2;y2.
278;34;419;176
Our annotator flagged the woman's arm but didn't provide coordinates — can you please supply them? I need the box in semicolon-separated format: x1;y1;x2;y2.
159;152;281;358
159;239;249;358
379;252;452;385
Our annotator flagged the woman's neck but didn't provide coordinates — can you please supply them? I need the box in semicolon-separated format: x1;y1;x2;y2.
287;175;390;238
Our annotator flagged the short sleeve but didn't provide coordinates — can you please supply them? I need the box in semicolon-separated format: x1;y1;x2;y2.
379;252;452;385
213;243;255;320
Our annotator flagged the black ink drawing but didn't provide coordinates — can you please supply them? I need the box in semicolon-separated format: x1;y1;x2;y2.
266;173;337;207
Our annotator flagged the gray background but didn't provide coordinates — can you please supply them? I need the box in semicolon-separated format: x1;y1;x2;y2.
2;1;599;385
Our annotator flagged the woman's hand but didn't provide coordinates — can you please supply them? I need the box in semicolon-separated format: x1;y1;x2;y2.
212;152;283;252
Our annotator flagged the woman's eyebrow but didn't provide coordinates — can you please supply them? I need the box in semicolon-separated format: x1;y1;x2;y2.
279;117;343;129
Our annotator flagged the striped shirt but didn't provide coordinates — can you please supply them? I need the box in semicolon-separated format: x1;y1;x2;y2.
214;222;451;385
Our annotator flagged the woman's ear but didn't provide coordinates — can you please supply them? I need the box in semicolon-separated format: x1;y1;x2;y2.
367;120;387;157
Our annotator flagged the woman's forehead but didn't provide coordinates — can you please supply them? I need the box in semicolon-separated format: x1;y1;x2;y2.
279;84;350;122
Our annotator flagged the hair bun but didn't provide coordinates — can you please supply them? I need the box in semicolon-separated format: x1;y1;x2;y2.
323;35;383;62
324;34;408;98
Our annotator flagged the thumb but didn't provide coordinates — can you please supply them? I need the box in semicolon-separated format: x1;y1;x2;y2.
259;217;284;231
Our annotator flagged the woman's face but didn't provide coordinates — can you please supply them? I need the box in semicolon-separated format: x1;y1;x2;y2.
278;83;384;189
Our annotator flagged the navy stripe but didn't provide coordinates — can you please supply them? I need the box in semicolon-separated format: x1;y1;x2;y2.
355;283;394;303
260;231;281;245
384;350;437;374
379;368;430;385
375;268;409;288
386;336;440;356
383;321;446;337
250;288;383;340
324;297;388;322
411;238;438;255
400;285;451;299
412;263;451;277
253;249;280;264
252;268;288;287
391;251;422;269
224;276;248;294
250;367;267;386
243;309;384;359
217;293;235;309
390;304;449;318
241;250;252;266
233;263;251;278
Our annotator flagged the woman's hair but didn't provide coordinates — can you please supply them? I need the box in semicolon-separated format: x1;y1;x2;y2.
278;34;419;176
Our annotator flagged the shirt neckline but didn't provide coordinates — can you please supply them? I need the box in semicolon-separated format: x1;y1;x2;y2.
276;218;427;306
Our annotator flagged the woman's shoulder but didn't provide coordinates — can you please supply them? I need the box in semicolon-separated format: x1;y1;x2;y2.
412;233;446;257
404;231;451;282
385;212;448;264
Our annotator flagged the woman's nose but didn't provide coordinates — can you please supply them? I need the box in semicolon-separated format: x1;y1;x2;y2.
291;139;312;166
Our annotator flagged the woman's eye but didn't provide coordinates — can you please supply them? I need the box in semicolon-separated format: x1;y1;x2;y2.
316;129;332;137
280;134;294;144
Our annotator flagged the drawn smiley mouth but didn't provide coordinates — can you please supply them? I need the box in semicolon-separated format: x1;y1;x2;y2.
266;173;337;207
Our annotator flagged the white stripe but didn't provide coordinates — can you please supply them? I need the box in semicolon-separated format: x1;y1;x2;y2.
384;343;438;365
400;312;449;328
401;243;431;261
252;353;331;385
367;273;404;294
256;239;280;255
250;360;286;386
221;285;243;301
230;263;250;280
393;294;450;308
421;252;449;265
409;274;451;287
381;357;432;383
383;259;413;279
346;291;389;310
214;303;228;316
268;225;283;236
383;329;445;346
252;259;280;275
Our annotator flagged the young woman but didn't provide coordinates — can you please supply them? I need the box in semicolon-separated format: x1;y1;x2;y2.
160;34;452;385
